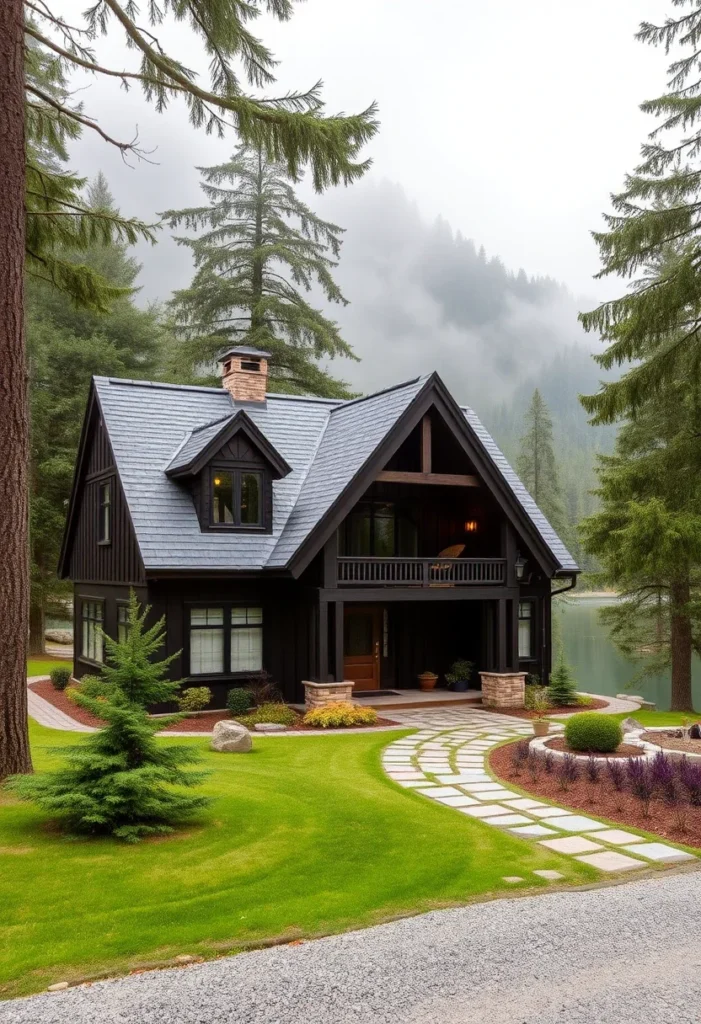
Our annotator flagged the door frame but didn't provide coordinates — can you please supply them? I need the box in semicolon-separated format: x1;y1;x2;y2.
343;604;383;690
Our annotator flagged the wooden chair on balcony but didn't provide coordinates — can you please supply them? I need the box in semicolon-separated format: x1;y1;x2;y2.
429;544;466;587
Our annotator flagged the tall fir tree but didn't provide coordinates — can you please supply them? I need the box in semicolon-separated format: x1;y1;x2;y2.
164;144;356;397
580;370;701;711
0;1;377;777
28;174;168;654
579;2;701;420
516;390;566;535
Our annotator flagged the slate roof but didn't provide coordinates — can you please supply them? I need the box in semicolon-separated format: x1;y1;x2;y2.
92;373;578;574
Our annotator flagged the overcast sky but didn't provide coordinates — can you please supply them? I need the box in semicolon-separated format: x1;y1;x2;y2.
56;0;672;309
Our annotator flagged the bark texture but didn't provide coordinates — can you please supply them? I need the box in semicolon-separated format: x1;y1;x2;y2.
0;0;32;776
670;578;693;712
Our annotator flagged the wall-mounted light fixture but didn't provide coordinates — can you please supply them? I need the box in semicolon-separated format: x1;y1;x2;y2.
515;553;527;581
464;520;478;533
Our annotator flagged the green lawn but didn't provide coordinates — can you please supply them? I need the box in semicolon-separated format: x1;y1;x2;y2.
27;659;72;678
0;723;596;998
551;709;701;727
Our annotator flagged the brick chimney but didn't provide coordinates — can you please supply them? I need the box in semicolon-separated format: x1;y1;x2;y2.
219;346;270;403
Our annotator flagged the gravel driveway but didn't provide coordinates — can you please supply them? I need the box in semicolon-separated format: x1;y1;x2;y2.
3;870;701;1024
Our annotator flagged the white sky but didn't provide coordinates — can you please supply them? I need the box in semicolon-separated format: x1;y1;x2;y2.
59;0;671;304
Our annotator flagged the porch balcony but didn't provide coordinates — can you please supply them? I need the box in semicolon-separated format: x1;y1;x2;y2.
336;556;506;587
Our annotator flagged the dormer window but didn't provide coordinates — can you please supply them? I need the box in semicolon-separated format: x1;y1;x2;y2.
212;469;262;528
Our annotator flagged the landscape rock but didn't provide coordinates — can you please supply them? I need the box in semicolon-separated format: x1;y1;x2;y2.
174;955;196;964
253;723;288;732
640;700;656;711
621;717;643;734
47;982;69;992
211;720;252;753
44;629;73;645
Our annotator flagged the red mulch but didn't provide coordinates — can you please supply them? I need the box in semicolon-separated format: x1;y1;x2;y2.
544;736;644;759
641;731;701;755
494;697;609;720
490;740;701;847
30;679;106;728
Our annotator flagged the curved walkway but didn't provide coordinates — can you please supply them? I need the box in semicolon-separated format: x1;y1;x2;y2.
381;718;697;876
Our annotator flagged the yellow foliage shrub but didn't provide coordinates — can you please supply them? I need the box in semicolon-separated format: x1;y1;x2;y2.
303;701;378;729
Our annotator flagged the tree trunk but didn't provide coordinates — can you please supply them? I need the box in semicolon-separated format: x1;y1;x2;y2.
669;578;693;712
28;600;45;657
0;0;32;777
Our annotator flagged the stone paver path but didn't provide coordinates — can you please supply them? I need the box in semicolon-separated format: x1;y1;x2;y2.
381;710;697;876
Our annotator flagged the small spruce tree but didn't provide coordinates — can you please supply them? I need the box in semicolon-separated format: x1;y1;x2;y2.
547;653;579;707
9;594;209;841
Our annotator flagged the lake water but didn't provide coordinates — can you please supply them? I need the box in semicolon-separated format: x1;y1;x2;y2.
560;595;701;711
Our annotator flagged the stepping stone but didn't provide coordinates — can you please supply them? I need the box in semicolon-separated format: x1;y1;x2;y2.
508;823;558;838
530;806;583;819
436;773;489;784
539;836;603;855
502;876;524;883
386;771;425;781
533;870;564;880
459;782;504;792
499;798;547;811
469;789;517;801
482;813;534;827
576;851;647;872
622;843;696;864
587;829;646;846
544;815;604;832
459;803;510;818
432;795;479;807
396;780;430;788
417;786;464;798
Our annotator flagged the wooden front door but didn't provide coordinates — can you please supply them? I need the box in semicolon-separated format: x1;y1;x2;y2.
344;606;382;690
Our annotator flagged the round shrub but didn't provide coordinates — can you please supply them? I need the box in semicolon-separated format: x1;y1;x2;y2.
564;712;622;753
303;701;378;729
177;686;212;713
50;667;72;691
226;687;253;716
238;702;298;727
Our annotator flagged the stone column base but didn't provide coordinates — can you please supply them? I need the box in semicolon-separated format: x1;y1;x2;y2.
303;680;354;710
479;671;526;709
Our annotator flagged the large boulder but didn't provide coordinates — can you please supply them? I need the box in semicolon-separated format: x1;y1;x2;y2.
621;717;643;734
211;720;252;753
45;628;73;645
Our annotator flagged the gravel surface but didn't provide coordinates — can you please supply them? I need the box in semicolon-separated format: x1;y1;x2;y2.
4;870;701;1024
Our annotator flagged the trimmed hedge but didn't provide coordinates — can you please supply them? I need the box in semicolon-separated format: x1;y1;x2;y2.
303;701;378;729
564;712;622;753
226;688;253;716
177;687;212;713
238;703;298;727
49;667;72;691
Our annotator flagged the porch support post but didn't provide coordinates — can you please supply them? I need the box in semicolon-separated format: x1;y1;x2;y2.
334;600;344;683
501;521;517;587
323;532;338;588
496;598;507;672
508;597;519;672
318;599;329;682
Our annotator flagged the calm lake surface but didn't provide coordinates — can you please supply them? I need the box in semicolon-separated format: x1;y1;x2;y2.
560;595;701;711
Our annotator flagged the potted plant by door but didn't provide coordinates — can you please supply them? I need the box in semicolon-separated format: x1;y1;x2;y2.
445;659;474;693
532;691;551;737
418;671;439;692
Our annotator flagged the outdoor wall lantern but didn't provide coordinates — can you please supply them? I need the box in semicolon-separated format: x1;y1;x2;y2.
515;553;527;580
464;520;478;533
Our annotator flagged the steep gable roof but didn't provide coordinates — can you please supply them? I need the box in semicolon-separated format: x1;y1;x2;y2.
80;373;578;575
166;408;291;479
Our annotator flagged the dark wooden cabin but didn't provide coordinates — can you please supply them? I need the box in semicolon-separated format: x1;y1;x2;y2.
59;346;579;706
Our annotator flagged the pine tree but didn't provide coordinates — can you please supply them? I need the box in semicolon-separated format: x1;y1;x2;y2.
164;144;356;397
546;653;579;707
0;1;377;777
579;3;701;420
580;372;701;711
9;594;210;840
28;175;168;654
516;390;566;534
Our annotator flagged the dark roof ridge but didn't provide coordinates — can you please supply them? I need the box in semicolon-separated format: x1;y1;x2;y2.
190;411;235;436
329;375;425;413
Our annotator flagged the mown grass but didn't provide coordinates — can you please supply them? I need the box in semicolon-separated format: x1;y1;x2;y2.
27;659;72;678
0;723;596;998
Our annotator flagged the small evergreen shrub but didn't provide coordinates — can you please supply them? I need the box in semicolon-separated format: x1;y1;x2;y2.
239;702;298;726
226;688;253;716
50;667;71;691
565;712;622;753
77;674;112;700
10;592;209;841
547;655;579;706
177;686;212;713
303;701;378;728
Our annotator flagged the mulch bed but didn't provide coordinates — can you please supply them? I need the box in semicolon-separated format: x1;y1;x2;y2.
494;697;609;720
641;731;701;755
490;740;701;847
29;680;106;728
544;736;644;759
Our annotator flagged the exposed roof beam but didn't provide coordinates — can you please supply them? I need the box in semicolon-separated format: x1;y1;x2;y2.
421;414;431;473
375;470;480;487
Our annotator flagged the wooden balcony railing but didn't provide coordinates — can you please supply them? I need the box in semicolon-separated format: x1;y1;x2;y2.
336;557;507;587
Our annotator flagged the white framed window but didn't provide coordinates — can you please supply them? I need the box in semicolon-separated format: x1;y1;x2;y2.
98;480;111;544
189;607;225;675
117;604;130;644
518;601;534;659
231;607;263;672
81;600;104;663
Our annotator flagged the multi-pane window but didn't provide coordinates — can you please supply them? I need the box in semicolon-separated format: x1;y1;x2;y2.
81;600;104;663
189;606;263;675
212;471;262;527
117;604;130;644
341;501;418;557
518;601;534;659
98;480;111;543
